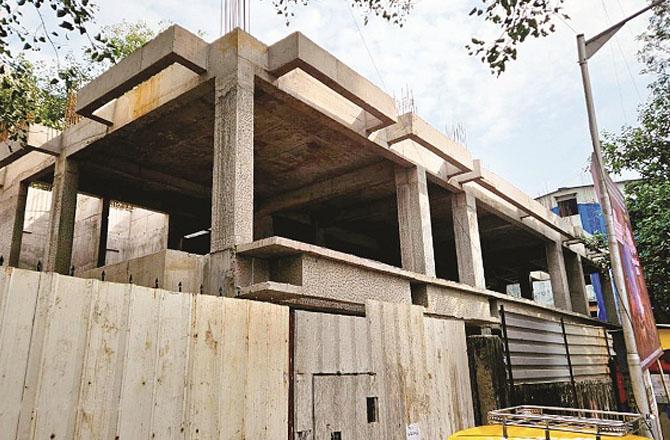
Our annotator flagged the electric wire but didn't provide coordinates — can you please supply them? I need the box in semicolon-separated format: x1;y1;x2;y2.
599;0;644;101
344;0;388;91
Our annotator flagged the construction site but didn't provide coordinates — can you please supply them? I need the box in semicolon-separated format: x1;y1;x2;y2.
0;25;628;439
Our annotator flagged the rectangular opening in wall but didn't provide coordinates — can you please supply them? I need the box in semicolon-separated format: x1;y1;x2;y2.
331;432;342;440
410;284;428;307
366;396;378;423
556;195;578;217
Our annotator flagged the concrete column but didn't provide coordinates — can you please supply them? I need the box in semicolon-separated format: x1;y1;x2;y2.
564;250;590;315
545;241;572;310
601;272;621;326
96;197;110;268
394;166;436;277
5;182;29;267
208;69;254;296
451;191;486;288
45;156;79;274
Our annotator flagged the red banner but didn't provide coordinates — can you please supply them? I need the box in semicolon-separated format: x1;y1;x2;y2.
591;157;662;369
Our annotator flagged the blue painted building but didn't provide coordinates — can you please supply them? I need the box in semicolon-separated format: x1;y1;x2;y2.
536;180;634;320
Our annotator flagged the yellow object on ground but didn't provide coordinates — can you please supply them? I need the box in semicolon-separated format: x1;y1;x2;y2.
658;327;670;351
449;425;651;440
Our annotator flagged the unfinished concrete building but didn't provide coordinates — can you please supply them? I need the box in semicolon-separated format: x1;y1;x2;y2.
0;26;623;439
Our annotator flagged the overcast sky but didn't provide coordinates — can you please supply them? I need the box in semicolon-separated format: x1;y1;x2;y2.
31;0;654;196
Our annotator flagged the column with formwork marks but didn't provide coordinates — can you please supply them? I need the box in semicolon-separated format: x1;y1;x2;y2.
545;240;572;310
395;166;436;277
45;156;79;274
208;63;254;296
451;191;486;289
565;250;590;315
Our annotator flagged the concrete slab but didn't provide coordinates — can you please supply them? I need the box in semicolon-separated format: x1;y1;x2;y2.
239;281;365;315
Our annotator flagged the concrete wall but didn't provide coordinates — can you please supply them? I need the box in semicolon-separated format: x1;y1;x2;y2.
79;249;205;294
106;203;168;265
71;194;103;271
17;186;168;270
0;267;288;439
19;185;51;269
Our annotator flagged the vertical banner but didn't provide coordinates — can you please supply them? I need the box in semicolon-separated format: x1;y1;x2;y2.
591;157;662;369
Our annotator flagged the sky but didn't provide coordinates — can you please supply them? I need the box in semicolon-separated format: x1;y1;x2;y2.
22;0;654;196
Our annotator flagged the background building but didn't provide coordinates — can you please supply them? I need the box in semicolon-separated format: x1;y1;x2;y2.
536;180;636;320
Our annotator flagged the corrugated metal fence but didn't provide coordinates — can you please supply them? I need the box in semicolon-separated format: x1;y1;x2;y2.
0;267;288;439
501;306;612;385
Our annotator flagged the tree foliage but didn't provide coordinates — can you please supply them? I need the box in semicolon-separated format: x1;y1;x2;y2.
272;0;567;75
0;0;111;139
603;2;670;322
1;18;155;136
466;0;566;75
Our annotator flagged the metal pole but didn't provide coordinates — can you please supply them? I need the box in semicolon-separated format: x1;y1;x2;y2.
499;305;515;405
577;34;652;435
603;327;623;410
560;318;579;405
656;359;670;408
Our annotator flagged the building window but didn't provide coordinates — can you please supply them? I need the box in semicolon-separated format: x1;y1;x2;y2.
557;197;578;217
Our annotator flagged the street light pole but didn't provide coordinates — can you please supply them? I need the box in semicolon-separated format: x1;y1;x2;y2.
576;1;663;436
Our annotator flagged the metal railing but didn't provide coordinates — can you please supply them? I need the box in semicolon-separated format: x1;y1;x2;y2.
488;406;644;439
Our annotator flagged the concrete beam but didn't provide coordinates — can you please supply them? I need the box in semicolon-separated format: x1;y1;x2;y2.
76;25;208;125
209;64;255;296
382;125;575;245
82;157;210;199
451;192;486;289
318;197;396;227
255;76;411;169
465;166;574;239
268;32;397;130
256;161;394;216
0;125;60;169
564;250;590;315
545;241;572;311
468;185;560;242
44;156;79;274
395;166;436;276
387;113;474;171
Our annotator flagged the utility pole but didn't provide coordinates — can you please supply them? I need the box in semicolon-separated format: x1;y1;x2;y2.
576;1;663;436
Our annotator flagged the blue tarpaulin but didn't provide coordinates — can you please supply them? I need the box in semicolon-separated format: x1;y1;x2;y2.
552;202;608;320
